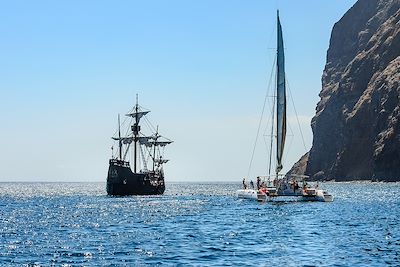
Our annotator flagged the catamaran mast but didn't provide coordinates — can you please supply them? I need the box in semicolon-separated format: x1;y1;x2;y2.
268;93;276;177
276;10;287;178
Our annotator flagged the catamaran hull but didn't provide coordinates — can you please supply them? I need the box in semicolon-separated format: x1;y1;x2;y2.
236;189;333;202
300;190;334;202
236;189;267;201
107;162;165;196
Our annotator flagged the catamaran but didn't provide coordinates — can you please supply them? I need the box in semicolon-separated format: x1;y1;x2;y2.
106;96;172;196
236;12;333;202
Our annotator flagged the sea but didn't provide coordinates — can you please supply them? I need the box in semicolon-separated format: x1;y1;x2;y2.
0;182;399;266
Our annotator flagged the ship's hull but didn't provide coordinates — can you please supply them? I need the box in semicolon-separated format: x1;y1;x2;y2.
106;160;165;196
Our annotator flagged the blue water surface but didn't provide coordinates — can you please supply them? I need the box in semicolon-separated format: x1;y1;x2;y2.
0;182;399;266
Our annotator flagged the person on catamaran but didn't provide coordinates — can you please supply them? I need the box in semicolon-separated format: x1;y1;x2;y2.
242;178;247;189
294;180;299;193
303;182;308;194
250;180;254;189
257;176;261;190
260;187;267;195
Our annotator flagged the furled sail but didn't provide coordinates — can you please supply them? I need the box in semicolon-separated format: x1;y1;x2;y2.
154;159;169;164
138;136;153;144
112;136;153;145
276;11;287;174
145;141;173;147
112;136;133;144
125;111;150;121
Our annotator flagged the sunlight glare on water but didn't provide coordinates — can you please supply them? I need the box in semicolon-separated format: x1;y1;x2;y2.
0;182;399;266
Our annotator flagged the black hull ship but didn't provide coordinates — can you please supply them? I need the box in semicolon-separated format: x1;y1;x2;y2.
107;97;172;196
107;160;165;195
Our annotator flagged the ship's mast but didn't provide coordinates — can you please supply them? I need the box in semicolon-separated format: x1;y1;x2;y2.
118;114;122;160
153;126;159;172
116;95;171;173
133;95;139;173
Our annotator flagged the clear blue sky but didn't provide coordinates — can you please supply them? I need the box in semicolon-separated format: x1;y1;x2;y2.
0;0;357;182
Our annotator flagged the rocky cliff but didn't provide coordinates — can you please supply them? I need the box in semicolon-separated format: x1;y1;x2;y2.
291;0;400;181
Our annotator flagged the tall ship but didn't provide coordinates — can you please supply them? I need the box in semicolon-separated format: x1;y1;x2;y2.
107;97;172;196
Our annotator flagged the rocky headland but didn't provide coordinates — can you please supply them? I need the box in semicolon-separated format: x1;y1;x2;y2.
290;0;400;181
